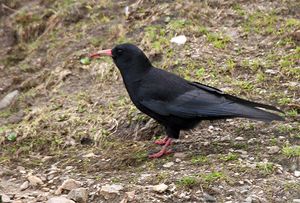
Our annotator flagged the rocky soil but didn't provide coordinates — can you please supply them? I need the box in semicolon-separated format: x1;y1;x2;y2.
0;0;299;202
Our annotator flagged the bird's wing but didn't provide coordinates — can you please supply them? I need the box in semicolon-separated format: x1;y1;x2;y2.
140;82;284;121
140;89;235;118
189;81;283;113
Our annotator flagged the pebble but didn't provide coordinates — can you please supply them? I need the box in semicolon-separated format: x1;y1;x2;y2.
294;171;300;177
170;35;187;45
178;191;190;200
100;184;123;199
0;90;19;110
152;183;168;193
174;152;187;158
235;136;244;141
203;193;216;202
67;187;88;203
163;162;174;168
82;152;97;158
175;158;181;163
47;174;55;181
293;199;300;203
55;179;81;195
42;187;50;192
267;146;280;154
1;194;11;202
16;166;26;174
247;138;256;144
47;196;75;203
20;181;29;191
221;135;231;141
244;196;252;203
265;69;278;74
27;175;44;186
236;150;248;155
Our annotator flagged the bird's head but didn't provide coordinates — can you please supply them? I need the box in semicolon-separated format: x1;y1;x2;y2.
90;43;152;77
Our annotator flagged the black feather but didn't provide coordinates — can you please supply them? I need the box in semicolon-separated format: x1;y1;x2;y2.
109;43;284;139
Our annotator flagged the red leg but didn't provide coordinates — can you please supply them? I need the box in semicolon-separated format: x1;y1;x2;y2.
154;136;168;145
149;138;173;158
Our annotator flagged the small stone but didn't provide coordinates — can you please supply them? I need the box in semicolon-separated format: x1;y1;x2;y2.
1;194;11;202
20;181;29;191
42;187;50;192
16;166;26;174
163;162;174;168
236;150;247;155
294;171;300;177
268;146;280;154
175;158;181;163
82;152;97;158
47;196;75;203
170;35;187;45
245;196;252;203
293;199;300;203
178;191;190;199
67;188;88;203
174;152;187;158
12;201;23;203
47;174;55;181
58;179;81;193
27;175;43;186
247;138;256;144
203;193;216;202
220;135;231;141
235;136;244;141
152;183;168;193
265;69;278;74
125;191;135;201
0;90;19;110
100;184;124;199
203;141;209;146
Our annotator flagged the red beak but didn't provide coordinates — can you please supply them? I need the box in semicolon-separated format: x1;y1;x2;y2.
89;49;112;59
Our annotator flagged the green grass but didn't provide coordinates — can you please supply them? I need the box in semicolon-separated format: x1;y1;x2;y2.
177;176;198;187
167;19;188;31
286;109;298;117
256;162;275;175
191;155;208;164
243;11;279;35
201;171;225;183
206;32;231;49
220;153;239;162
282;145;300;158
143;25;170;52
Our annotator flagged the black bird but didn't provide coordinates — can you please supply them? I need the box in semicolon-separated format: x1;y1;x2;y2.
90;43;284;158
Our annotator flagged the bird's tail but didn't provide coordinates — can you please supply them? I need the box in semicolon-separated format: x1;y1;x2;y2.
225;94;284;122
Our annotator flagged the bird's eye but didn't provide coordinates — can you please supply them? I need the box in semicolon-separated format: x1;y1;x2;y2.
117;49;123;54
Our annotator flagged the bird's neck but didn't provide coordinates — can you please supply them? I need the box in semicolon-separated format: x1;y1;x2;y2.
119;64;152;83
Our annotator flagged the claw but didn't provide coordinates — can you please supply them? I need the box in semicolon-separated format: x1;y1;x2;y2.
154;137;168;145
149;149;173;158
149;137;173;159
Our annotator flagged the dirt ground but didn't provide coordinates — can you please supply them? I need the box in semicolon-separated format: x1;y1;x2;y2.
0;0;299;202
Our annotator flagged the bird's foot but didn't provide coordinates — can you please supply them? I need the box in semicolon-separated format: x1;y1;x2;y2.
149;137;173;159
149;149;173;158
154;137;169;145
